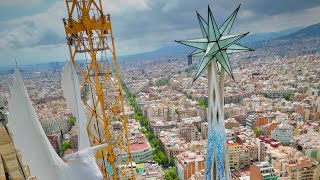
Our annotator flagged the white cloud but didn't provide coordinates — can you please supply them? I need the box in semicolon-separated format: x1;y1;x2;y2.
0;0;42;7
0;1;66;50
239;10;254;19
0;1;67;65
104;0;150;14
0;0;152;66
0;0;151;51
237;6;320;33
162;0;180;12
0;0;320;67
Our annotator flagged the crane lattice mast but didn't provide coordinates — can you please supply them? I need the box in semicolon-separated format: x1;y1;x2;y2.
62;0;135;179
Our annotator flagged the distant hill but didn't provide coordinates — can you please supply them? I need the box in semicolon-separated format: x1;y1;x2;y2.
277;23;320;40
118;44;193;62
248;23;320;57
239;26;304;44
119;23;320;62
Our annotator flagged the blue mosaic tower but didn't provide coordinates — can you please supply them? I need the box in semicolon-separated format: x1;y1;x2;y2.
176;5;253;180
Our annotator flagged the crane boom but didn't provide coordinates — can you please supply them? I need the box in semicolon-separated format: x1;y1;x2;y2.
62;0;135;179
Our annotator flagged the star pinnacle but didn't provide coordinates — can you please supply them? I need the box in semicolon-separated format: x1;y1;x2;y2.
176;5;253;82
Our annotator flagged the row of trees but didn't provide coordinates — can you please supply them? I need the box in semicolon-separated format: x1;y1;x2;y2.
121;81;175;168
165;167;179;180
197;99;208;109
156;77;171;87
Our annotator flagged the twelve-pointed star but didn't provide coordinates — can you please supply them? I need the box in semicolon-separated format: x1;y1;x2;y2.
176;5;253;82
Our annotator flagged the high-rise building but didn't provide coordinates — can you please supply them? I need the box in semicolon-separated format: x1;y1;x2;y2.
246;114;268;130
225;118;240;129
119;134;153;163
176;151;205;180
246;114;257;130
271;124;293;145
265;144;320;179
70;126;78;151
284;156;320;180
177;109;198;121
188;55;193;66
240;146;250;169
255;138;266;162
200;122;208;140
227;141;240;171
179;123;201;142
159;129;206;159
234;114;247;126
260;121;278;135
47;132;62;153
250;162;278;180
40;117;70;134
198;107;207;121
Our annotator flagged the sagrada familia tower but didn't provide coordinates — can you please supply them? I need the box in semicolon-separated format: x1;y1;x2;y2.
176;5;253;180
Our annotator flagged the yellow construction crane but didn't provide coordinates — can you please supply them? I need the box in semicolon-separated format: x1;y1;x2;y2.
62;0;135;179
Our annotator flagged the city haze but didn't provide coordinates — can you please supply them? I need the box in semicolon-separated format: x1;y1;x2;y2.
0;0;320;66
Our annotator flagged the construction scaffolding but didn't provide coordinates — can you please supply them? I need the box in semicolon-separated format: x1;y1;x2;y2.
62;0;135;179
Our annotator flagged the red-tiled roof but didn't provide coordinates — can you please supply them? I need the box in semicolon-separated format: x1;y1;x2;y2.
130;135;150;151
130;142;149;151
65;148;73;155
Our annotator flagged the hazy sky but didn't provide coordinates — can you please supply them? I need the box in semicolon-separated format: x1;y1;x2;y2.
0;0;320;67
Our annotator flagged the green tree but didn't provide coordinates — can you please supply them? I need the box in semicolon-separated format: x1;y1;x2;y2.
156;77;171;87
169;158;175;166
154;147;161;154
153;154;160;163
253;128;261;137
140;118;149;127
141;127;147;134
150;138;159;148
146;132;155;140
284;93;292;101
60;141;71;154
134;114;141;121
165;167;179;180
197;99;208;108
151;148;170;166
68;117;76;127
122;79;172;168
157;151;168;165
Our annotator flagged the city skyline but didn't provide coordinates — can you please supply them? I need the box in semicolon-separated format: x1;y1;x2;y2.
0;1;320;179
0;0;320;66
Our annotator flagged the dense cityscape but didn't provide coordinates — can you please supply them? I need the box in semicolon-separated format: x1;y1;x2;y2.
1;1;320;180
1;45;320;179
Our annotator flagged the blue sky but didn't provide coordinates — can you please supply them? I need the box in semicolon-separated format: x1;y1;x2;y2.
0;0;320;67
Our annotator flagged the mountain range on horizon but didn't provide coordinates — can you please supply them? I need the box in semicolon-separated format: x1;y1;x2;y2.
118;22;320;62
276;23;320;40
1;22;320;71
